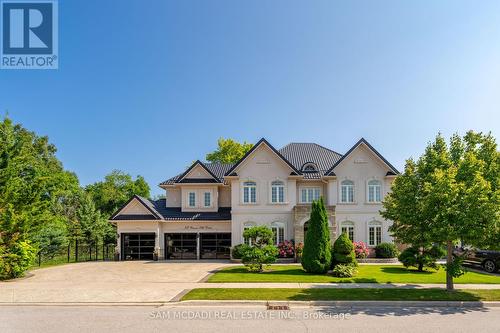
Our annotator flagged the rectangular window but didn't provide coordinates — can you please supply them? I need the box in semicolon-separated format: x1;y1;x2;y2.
279;187;285;203
300;187;321;203
368;226;382;246
368;185;381;202
341;226;354;241
243;183;257;203
188;192;196;207
204;192;211;207
272;227;285;245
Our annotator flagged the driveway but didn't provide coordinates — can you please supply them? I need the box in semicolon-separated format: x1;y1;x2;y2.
0;261;231;304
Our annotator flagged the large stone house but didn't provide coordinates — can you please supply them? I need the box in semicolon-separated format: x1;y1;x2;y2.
109;138;399;260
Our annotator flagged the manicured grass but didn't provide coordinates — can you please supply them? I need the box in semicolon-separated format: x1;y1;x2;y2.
208;265;500;284
182;288;500;301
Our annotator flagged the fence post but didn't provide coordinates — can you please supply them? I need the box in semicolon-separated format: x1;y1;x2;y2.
38;252;41;267
89;245;92;261
96;240;98;261
67;244;70;263
75;239;79;262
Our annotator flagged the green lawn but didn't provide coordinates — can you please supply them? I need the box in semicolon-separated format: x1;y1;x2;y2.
208;265;500;284
182;288;500;301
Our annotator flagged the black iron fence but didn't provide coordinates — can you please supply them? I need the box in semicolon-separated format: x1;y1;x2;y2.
35;240;116;267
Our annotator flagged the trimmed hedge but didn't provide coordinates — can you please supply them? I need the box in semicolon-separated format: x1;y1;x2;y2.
375;242;399;258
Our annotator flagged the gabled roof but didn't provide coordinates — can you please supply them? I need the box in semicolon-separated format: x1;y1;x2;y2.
110;197;232;221
160;161;234;186
110;195;163;220
325;138;399;176
279;143;343;179
224;138;301;176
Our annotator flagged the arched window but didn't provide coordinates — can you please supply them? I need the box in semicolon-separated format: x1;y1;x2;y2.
243;222;256;245
341;180;354;203
368;180;381;203
271;222;285;245
368;221;382;246
242;181;257;203
302;163;318;173
271;180;285;203
340;221;355;241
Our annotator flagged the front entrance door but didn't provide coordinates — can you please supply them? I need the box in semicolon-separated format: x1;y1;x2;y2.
121;233;155;260
164;233;197;259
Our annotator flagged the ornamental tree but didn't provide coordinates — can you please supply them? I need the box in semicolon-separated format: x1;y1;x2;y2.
241;226;278;272
382;132;499;290
301;197;331;273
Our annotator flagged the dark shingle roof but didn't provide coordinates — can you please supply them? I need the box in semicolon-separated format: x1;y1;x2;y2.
278;143;343;178
160;162;234;185
110;197;231;221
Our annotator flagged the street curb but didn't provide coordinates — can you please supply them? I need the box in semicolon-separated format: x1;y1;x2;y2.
175;300;500;308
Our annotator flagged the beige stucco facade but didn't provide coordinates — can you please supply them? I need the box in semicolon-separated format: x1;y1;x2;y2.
110;138;398;260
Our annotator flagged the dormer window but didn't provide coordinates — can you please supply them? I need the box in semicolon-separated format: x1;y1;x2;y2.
302;163;318;173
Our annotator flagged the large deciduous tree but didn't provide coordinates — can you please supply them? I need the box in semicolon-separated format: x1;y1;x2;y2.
382;132;499;290
206;138;253;164
301;197;332;274
0;116;80;278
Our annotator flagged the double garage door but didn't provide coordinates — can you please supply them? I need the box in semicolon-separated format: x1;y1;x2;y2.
165;233;231;260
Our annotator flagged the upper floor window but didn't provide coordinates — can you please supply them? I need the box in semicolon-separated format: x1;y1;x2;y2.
188;192;196;207
271;222;285;245
368;221;382;246
271;180;285;203
204;192;211;207
302;163;318;173
341;180;354;203
340;221;355;241
368;180;381;203
300;187;320;203
243;181;257;204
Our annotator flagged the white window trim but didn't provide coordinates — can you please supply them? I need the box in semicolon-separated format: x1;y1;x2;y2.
299;186;321;204
203;191;212;208
241;180;258;205
367;221;383;247
270;221;286;245
188;191;196;208
366;179;382;204
339;179;356;204
269;179;287;204
340;221;355;241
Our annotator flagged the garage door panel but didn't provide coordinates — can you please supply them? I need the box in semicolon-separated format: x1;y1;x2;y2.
121;233;155;260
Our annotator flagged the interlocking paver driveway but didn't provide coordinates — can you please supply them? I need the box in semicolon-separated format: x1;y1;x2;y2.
0;261;231;303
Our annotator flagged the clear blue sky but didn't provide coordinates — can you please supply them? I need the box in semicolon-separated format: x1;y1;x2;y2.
2;0;499;196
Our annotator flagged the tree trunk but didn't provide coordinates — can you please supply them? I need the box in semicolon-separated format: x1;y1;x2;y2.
418;262;424;272
446;240;454;291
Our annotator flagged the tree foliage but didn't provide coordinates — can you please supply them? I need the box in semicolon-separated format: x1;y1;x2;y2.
241;226;278;272
0;116;152;279
206;138;253;164
301;198;331;274
382;131;499;290
398;245;446;271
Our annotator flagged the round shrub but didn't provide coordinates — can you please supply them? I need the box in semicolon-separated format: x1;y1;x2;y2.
375;242;399;258
231;244;250;259
399;245;446;271
330;264;358;278
332;233;357;266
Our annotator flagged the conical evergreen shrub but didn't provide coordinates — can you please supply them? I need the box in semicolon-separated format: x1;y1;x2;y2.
332;232;357;267
301;197;331;273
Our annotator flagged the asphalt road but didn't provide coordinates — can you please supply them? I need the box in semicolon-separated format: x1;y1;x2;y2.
1;304;499;333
